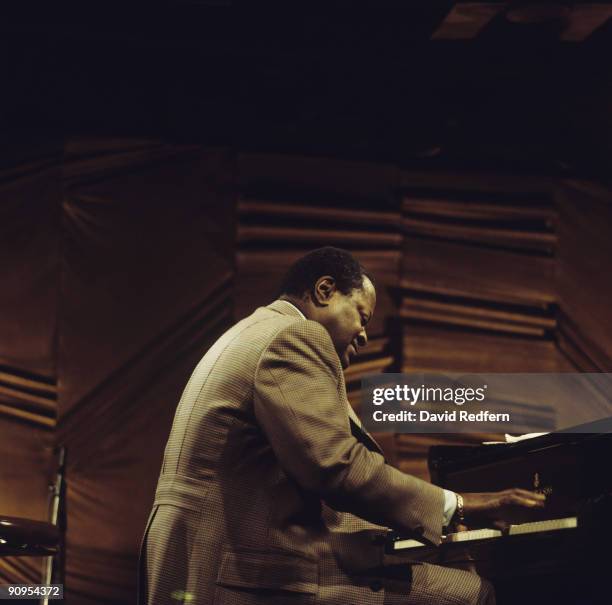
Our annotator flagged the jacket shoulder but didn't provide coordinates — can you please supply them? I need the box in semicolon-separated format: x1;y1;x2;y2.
257;316;342;379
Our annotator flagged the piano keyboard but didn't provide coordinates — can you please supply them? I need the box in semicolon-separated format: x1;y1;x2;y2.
507;516;577;535
392;517;578;551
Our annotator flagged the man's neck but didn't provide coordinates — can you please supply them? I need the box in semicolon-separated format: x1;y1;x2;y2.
279;295;310;320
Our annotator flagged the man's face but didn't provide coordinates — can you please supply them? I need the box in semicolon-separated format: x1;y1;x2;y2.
319;276;376;369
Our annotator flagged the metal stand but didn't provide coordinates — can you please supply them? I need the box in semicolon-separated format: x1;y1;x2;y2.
41;446;66;605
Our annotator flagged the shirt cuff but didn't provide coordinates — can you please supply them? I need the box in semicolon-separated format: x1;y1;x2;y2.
442;489;457;527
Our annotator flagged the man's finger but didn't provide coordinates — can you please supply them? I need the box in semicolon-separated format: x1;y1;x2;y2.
511;495;546;508
513;488;546;501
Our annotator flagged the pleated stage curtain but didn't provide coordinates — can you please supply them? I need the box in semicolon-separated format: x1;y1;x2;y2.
0;140;235;604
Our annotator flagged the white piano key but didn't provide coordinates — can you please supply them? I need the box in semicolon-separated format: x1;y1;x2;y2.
392;538;426;550
445;528;502;543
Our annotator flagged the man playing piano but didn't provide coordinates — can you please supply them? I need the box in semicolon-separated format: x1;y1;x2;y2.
139;246;545;605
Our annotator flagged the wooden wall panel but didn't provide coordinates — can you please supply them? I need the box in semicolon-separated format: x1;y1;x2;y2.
401;184;557;307
391;176;564;476
235;154;402;339
402;198;556;255
402;325;572;374
399;180;559;365
402;238;556;306
556;180;612;370
400;291;556;337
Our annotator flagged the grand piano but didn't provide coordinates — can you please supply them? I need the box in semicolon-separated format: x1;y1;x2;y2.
387;426;612;605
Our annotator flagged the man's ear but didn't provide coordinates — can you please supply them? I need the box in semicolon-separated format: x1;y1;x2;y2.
312;276;337;306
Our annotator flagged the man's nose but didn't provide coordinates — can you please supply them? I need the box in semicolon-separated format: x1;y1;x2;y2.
356;330;368;348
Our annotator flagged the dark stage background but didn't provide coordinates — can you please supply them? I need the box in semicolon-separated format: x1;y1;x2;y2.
1;2;612;603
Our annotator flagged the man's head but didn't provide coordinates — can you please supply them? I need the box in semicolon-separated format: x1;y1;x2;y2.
279;247;376;369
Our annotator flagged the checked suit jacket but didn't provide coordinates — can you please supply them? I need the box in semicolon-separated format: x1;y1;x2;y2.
139;299;446;605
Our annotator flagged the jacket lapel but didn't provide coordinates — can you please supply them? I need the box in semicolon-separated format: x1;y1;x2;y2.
349;418;385;456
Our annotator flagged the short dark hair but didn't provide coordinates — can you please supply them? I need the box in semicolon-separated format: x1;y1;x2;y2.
278;247;373;297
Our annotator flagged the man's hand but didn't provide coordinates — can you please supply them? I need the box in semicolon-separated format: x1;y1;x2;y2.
460;489;546;530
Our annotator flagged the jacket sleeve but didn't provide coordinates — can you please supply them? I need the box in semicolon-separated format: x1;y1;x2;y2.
253;319;445;545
